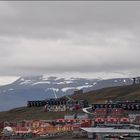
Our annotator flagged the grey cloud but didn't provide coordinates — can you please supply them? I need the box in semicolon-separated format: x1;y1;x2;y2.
1;59;140;76
0;2;140;78
1;2;140;39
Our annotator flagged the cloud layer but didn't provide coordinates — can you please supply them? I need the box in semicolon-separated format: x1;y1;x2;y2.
0;1;140;79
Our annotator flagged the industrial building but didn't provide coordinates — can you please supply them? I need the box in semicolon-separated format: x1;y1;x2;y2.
81;127;140;139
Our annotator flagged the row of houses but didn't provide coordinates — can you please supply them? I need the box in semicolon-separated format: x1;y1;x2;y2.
94;108;125;117
44;104;82;112
94;117;130;124
27;98;68;107
92;102;140;110
43;99;88;112
27;97;89;112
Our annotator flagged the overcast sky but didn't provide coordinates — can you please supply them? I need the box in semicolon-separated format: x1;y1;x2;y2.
0;1;140;84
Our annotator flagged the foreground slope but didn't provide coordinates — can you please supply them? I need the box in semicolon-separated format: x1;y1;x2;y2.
0;84;140;121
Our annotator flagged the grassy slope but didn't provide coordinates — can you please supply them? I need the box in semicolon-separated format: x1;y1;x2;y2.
72;84;140;104
0;84;140;121
0;107;83;122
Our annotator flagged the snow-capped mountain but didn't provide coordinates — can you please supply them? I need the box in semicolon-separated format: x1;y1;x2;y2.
0;75;133;111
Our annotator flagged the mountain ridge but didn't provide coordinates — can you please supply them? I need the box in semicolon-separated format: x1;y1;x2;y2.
0;75;133;111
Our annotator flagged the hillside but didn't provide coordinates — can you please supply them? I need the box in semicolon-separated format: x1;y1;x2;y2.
72;84;140;103
0;84;140;121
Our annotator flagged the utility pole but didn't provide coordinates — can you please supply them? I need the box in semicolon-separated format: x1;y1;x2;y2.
133;77;136;85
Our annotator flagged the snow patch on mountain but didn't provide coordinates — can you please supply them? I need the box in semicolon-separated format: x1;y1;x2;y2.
56;80;74;85
56;82;65;85
32;81;51;85
8;88;14;91
45;88;59;92
19;80;32;85
123;79;126;83
93;82;97;85
61;87;76;92
42;76;60;81
76;85;93;90
20;78;25;81
65;81;74;84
